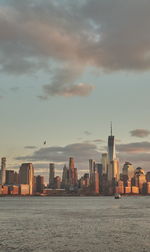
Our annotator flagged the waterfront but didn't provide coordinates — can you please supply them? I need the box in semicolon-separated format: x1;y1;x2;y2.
0;196;149;252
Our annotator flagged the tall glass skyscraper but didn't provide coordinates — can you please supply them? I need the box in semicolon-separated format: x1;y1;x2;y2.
107;123;119;183
49;163;55;188
1;157;6;185
108;123;116;162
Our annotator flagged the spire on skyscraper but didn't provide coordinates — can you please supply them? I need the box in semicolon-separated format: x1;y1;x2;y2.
110;121;112;136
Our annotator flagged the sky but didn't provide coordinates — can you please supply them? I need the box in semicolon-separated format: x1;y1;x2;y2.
1;0;150;182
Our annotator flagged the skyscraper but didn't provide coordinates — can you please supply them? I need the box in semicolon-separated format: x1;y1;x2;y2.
36;175;44;193
6;170;15;185
135;167;146;193
123;162;135;180
74;167;78;186
101;153;108;174
108;123;116;162
62;164;69;189
89;159;96;188
107;124;119;183
1;157;6;185
49;163;55;188
69;157;75;186
19;163;34;195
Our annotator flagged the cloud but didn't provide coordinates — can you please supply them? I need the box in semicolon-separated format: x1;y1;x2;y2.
16;142;100;169
130;129;150;138
42;82;95;98
115;139;121;143
1;1;150;97
24;146;37;149
40;66;95;98
93;139;104;143
117;141;150;153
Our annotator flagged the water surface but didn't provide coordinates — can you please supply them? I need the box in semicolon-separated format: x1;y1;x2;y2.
0;196;149;252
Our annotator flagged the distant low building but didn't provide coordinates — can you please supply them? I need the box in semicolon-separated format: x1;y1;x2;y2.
20;184;30;195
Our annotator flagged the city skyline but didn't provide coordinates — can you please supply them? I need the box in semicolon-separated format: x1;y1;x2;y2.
1;0;150;180
1;128;150;196
1;126;150;182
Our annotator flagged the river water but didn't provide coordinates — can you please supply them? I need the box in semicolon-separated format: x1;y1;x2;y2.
0;196;149;252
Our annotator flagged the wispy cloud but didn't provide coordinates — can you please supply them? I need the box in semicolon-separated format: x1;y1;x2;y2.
130;129;150;138
16;142;100;169
117;141;150;153
93;139;104;143
1;1;150;98
24;146;37;149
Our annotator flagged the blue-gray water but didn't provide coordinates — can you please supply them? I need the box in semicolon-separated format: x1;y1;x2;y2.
0;196;150;252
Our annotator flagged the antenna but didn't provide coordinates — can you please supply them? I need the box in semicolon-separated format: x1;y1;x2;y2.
110;121;112;136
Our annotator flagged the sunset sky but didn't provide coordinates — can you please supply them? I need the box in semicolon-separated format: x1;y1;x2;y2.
1;0;150;181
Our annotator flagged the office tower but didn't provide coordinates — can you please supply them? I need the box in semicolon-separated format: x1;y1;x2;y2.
83;173;89;187
115;180;124;194
6;170;15;185
49;163;55;188
69;157;75;186
101;153;108;175
146;172;150;182
135;167;146;193
1;157;6;185
14;172;19;184
96;163;103;192
62;165;69;189
112;159;119;181
19;163;34;195
89;159;95;187
107;124;119;183
147;182;150;194
108;123;116;162
122;162;135;181
54;176;61;189
1;158;6;185
74;168;78;186
36;175;44;193
94;167;100;194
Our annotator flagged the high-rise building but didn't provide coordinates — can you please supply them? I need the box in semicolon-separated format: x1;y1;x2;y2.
62;165;69;189
54;176;61;189
123;162;135;180
69;157;75;186
74;168;78;186
101;153;108;174
146;172;150;182
1;157;6;185
14;172;19;184
83;173;90;187
94;167;100;194
108;123;116;162
89;159;96;188
96;163;103;192
19;163;34;195
135;167;146;193
107;124;119;183
36;175;44;193
49;163;55;188
112;159;120;181
6;170;15;185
